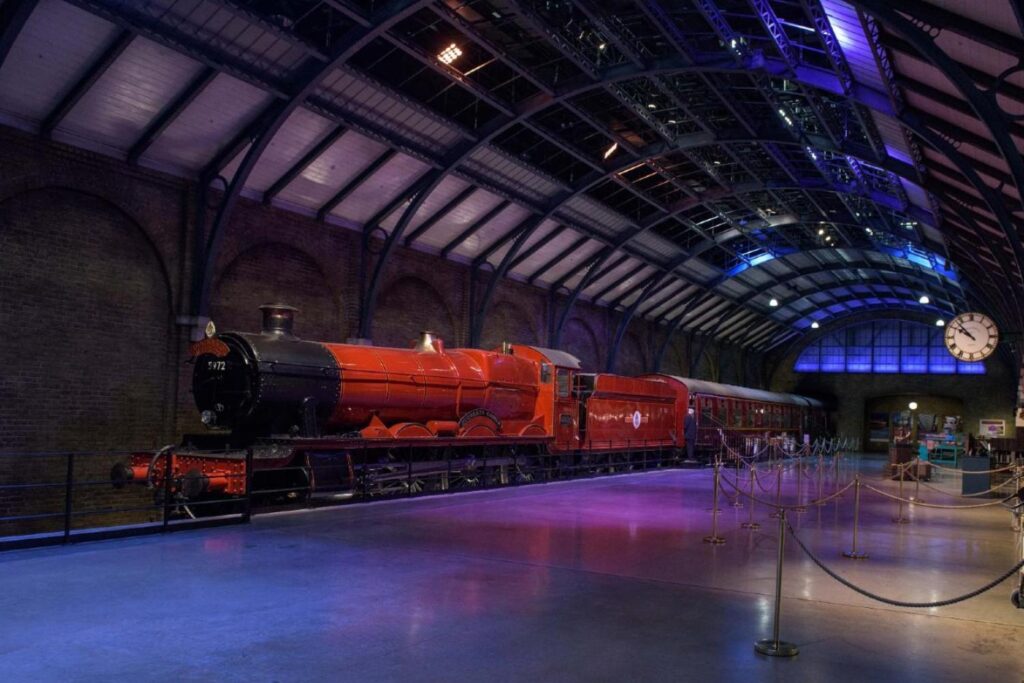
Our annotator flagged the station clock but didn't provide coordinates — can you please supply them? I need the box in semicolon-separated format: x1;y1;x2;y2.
944;312;998;361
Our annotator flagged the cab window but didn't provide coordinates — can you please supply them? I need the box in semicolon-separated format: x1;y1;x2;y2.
556;369;571;398
540;363;552;383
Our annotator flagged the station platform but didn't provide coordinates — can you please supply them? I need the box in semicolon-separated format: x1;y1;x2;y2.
0;455;1021;681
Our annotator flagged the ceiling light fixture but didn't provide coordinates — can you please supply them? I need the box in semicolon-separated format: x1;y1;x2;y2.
769;297;779;307
811;321;820;329
438;43;462;65
603;142;618;160
936;319;945;327
919;295;930;305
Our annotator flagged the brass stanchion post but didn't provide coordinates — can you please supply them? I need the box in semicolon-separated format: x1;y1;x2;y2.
912;458;924;504
842;476;868;559
754;509;798;657
703;462;726;545
742;463;760;530
815;452;824;505
732;453;744;508
892;461;909;524
793;451;807;513
770;459;784;519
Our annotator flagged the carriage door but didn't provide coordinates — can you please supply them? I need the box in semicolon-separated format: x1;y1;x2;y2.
554;368;578;450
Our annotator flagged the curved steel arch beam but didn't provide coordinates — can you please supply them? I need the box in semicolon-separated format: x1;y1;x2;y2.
605;254;690;372
852;0;1024;213
0;1;40;71
535;57;1020;272
652;291;722;372
194;0;432;317
709;248;961;297
467;215;545;347
766;281;956;317
765;306;967;362
769;291;954;327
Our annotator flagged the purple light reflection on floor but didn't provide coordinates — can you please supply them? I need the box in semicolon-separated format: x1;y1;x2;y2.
0;456;1021;682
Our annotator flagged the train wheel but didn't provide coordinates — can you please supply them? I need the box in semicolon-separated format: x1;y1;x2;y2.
458;410;501;437
389;423;433;438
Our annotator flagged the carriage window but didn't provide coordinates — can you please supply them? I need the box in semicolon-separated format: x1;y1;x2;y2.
701;399;712;421
540;363;552;383
556;369;570;398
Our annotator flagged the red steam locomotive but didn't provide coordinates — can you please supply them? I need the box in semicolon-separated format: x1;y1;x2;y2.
112;305;825;507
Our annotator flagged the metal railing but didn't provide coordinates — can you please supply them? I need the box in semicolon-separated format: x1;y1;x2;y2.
0;438;682;551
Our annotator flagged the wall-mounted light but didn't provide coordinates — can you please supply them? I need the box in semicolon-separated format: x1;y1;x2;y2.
811;321;820;329
438;43;462;65
769;297;779;307
918;295;930;305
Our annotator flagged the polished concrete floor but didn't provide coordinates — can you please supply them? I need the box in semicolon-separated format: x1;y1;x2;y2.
1;454;1022;682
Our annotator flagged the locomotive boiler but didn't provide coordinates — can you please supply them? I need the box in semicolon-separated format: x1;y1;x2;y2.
190;305;547;441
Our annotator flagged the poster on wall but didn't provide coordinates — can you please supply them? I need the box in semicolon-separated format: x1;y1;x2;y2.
979;419;1005;438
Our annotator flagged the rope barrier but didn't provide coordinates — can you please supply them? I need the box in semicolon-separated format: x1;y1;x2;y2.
926;460;1019;475
862;483;1018;510
901;466;1021;498
787;520;1024;608
720;471;855;509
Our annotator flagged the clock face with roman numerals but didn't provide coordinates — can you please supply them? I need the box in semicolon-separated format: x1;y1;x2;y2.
944;312;998;361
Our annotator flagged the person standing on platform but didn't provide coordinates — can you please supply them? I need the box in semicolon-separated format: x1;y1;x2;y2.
684;407;698;463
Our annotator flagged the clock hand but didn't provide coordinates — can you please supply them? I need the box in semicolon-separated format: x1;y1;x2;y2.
956;324;976;341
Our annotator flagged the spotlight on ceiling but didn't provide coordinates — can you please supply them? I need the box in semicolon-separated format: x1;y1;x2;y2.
936;319;945;327
603;142;618;160
908;401;918;410
769;297;779;307
817;228;824;235
919;295;930;305
810;321;820;329
597;42;607;51
438;43;462;65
